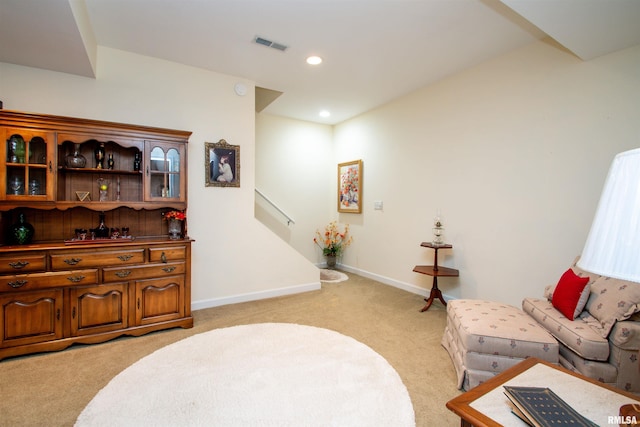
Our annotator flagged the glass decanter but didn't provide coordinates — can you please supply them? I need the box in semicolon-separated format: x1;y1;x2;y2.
65;143;87;168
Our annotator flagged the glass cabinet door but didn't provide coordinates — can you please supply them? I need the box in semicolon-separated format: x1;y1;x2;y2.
2;129;55;201
144;141;185;202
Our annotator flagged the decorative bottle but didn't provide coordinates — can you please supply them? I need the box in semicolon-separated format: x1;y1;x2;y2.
65;143;87;168
9;213;34;245
95;213;109;238
107;153;114;170
133;151;141;171
95;142;105;169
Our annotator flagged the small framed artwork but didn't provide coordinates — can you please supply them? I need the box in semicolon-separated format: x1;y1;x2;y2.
338;159;362;213
205;139;240;188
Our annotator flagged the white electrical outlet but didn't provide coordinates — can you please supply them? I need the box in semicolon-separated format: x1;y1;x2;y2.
374;201;383;210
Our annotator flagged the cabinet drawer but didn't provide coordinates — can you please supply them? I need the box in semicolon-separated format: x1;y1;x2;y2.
0;254;46;274
0;269;98;293
50;249;145;270
103;262;185;283
149;246;186;262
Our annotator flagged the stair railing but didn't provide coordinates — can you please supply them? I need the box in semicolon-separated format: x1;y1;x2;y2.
255;189;295;226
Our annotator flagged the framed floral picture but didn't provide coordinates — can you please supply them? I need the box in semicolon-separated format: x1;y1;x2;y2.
205;139;240;188
338;159;362;213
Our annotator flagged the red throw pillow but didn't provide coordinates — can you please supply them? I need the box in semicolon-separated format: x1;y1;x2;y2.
552;268;590;320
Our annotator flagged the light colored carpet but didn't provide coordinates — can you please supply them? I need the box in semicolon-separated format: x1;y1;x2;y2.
75;323;415;427
0;272;461;427
319;268;349;282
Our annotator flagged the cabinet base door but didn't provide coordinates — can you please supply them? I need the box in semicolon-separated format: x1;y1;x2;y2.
0;290;63;348
135;276;185;326
70;284;129;336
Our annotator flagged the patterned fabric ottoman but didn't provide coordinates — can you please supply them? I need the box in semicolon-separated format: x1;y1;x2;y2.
441;299;559;390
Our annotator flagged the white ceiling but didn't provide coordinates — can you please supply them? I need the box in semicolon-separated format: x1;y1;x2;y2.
1;0;639;125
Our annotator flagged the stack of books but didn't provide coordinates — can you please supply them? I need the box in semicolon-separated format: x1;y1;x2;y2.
503;386;598;427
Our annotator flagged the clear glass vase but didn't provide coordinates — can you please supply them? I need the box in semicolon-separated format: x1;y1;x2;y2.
65;143;87;168
325;255;337;269
168;218;182;240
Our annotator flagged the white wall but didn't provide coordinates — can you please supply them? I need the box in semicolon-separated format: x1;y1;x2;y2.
3;38;638;310
255;114;334;263
256;39;640;307
0;46;320;309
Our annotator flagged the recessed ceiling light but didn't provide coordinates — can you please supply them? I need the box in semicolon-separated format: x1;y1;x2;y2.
319;110;330;118
306;56;322;65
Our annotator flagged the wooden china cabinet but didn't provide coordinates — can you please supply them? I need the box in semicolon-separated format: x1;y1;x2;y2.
0;110;194;360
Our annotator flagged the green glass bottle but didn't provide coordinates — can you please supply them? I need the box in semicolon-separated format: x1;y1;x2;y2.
9;213;34;245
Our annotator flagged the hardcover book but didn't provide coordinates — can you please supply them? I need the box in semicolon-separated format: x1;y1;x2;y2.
503;386;598;427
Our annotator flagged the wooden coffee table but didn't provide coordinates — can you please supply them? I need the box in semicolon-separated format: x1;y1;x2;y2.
446;357;640;427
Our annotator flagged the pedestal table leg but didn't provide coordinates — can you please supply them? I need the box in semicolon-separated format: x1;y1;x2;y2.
420;276;447;312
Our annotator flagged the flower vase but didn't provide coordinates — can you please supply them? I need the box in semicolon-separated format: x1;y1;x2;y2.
168;218;182;240
325;255;337;269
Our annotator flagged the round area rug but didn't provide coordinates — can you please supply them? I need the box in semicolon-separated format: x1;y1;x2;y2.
320;268;349;283
76;323;414;427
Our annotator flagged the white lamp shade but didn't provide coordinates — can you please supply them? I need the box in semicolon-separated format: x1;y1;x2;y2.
577;148;640;282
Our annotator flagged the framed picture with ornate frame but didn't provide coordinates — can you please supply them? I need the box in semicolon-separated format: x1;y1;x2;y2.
337;159;362;213
205;139;240;188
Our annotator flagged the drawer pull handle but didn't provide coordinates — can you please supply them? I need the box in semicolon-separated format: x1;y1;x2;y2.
9;261;30;269
160;252;167;263
64;258;82;265
8;280;27;288
115;270;131;278
67;275;85;283
118;255;133;262
162;266;176;273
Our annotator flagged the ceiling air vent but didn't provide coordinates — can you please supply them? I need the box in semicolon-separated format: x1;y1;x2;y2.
254;36;288;52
